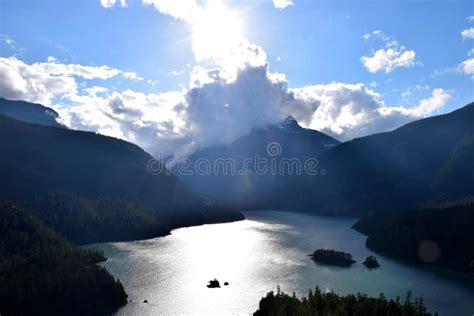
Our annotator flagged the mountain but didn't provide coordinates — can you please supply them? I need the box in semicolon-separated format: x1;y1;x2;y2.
23;192;171;244
0;98;64;128
0;200;127;315
173;116;340;205
272;102;474;215
0;99;243;244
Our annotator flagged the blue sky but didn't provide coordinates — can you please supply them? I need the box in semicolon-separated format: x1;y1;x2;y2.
0;0;473;156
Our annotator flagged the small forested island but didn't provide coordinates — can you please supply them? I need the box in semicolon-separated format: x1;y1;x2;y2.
0;201;127;315
207;279;221;288
310;249;356;267
363;256;380;269
254;287;437;316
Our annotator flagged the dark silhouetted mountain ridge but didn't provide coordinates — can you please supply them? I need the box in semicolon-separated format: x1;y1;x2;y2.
0;100;243;243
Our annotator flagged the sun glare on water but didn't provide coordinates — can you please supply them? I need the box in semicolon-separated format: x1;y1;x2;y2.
191;1;244;62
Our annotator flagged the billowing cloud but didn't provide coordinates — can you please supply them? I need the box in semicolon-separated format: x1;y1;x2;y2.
0;54;454;158
179;65;289;154
461;27;474;40
2;3;454;159
273;0;294;9
0;56;77;105
59;89;188;156
289;84;451;141
0;56;142;105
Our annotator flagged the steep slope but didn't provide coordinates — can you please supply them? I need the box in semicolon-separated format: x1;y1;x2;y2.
174;116;339;204
0;200;127;315
275;102;474;215
0;113;192;210
0;108;243;243
0;98;64;128
353;201;474;271
23;192;170;244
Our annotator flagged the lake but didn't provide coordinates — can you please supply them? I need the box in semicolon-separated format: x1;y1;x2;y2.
94;211;474;315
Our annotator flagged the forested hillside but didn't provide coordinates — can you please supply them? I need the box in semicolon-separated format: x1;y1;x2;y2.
270;102;474;215
0;109;243;244
0;200;127;315
353;201;474;272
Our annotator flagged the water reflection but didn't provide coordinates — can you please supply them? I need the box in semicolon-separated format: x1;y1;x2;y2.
96;211;474;315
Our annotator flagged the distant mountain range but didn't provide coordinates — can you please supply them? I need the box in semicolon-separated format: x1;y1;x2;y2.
269;102;474;215
173;116;340;203
176;102;474;215
1;97;473;238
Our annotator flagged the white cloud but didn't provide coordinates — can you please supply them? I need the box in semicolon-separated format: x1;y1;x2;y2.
0;56;142;105
409;88;452;116
1;34;15;47
467;16;474;22
180;65;289;153
59;89;188;156
0;56;77;105
361;48;416;73
400;84;430;104
34;60;122;80
1;56;143;87
363;30;393;44
100;0;126;8
123;71;143;80
458;58;474;75
432;55;474;78
461;27;474;40
84;86;108;96
273;0;294;9
0;55;454;158
361;30;417;73
289;84;451;141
